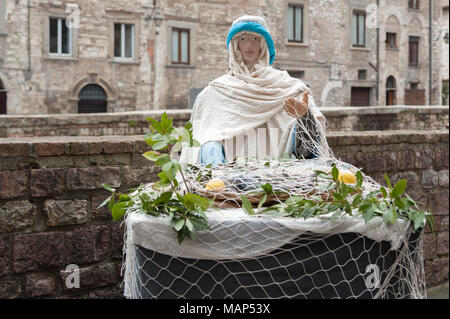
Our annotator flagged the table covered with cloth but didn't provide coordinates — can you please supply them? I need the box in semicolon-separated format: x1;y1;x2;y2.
122;208;426;299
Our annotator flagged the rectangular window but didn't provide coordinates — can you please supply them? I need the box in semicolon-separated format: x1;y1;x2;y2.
352;11;366;47
409;36;419;66
49;17;72;55
408;0;420;9
114;23;134;59
358;69;367;80
287;4;303;42
172;28;190;64
386;32;397;48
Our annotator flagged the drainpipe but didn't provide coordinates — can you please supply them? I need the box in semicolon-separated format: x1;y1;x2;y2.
429;0;433;105
376;0;380;106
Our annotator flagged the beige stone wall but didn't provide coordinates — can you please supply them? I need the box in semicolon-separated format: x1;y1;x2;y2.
0;0;154;115
156;0;443;109
156;0;377;108
439;0;449;105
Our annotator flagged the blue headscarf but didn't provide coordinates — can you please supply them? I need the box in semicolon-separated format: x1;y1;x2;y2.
226;21;276;65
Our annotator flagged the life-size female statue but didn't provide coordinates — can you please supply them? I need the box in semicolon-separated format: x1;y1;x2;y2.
180;15;328;166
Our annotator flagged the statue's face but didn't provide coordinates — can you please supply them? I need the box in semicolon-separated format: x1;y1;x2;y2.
237;33;261;64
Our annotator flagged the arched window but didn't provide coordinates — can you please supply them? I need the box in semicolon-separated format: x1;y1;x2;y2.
0;78;6;114
78;84;107;113
386;76;396;106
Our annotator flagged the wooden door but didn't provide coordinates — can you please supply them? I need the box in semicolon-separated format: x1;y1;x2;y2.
351;87;371;106
0;91;6;114
386;91;395;106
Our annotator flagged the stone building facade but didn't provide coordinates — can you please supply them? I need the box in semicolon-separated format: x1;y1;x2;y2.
0;0;157;115
0;0;448;115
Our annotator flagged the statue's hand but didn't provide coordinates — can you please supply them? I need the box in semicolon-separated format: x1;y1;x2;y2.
283;93;309;118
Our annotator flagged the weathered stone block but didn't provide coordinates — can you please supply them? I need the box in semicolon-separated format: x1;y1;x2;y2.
103;141;133;154
32;142;65;157
67;141;103;155
363;153;387;173
74;285;124;299
91;195;112;220
437;232;449;256
60;263;120;290
0;201;35;232
30;169;65;197
355;134;375;145
426;215;441;233
0;277;22;299
65;225;110;264
384;152;397;172
66;167;121;190
0;234;12;276
441;216;449;232
0;142;31;157
0;171;27;199
391;171;420;193
438;170;449;188
409;133;426;144
439;133;449;143
134;140;151;153
425;258;449;285
423;233;437;260
25;273;56;297
44;199;88;227
422;170;439;189
131;152;155;168
397;151;416;170
121;166;158;187
415;150;434;169
14;232;66;273
435;148;449;169
110;222;125;260
428;190;450;216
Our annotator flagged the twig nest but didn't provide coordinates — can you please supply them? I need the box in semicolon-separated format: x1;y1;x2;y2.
230;174;260;191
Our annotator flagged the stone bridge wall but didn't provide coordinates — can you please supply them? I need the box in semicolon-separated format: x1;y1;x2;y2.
0;106;448;138
0;129;448;298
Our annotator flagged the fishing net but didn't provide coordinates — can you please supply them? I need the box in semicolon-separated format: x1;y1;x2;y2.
119;93;427;299
122;186;426;299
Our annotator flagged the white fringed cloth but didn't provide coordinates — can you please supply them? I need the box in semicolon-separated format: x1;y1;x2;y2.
122;207;416;298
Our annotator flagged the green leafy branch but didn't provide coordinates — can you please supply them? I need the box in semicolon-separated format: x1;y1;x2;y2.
100;112;213;244
241;165;435;234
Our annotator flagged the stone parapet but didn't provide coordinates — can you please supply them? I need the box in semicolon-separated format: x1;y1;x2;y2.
0;106;448;138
